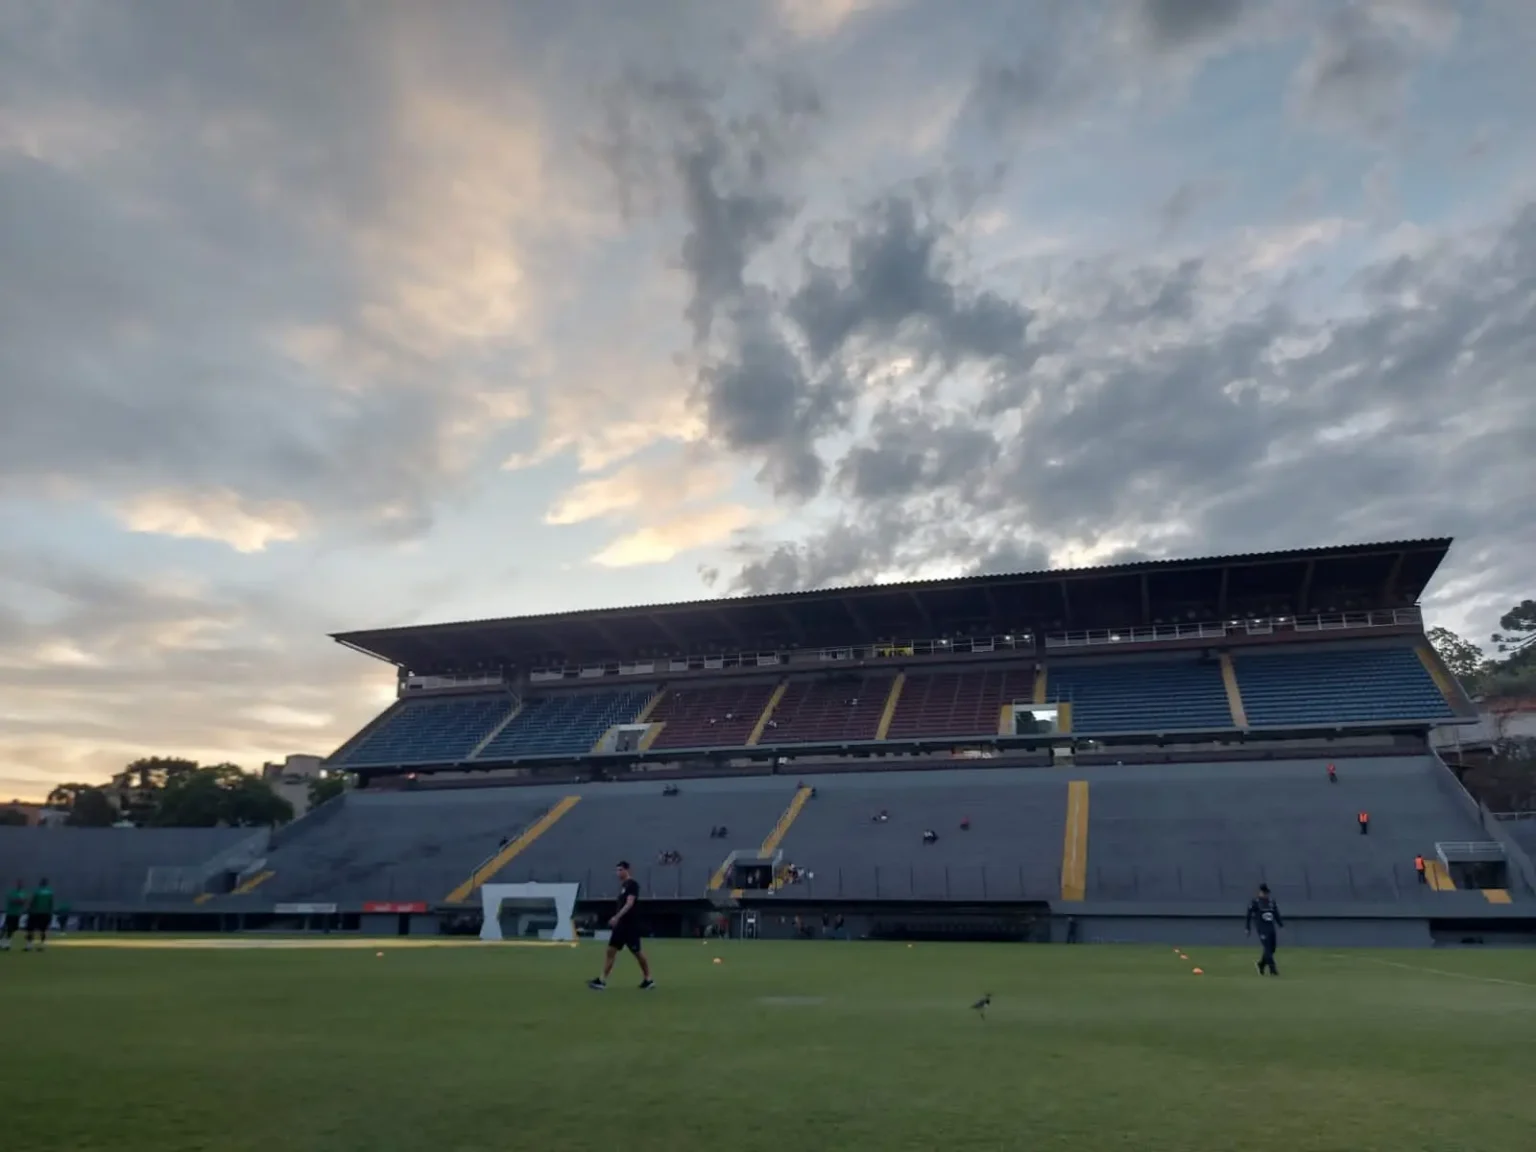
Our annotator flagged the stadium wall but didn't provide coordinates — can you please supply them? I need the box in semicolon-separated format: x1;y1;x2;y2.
1065;915;1433;948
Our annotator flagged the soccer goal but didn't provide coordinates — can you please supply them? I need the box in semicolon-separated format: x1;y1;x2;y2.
479;882;581;942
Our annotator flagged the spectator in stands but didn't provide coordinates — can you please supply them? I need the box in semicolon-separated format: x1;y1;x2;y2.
1358;810;1370;836
922;829;938;845
1327;763;1338;784
1415;854;1427;884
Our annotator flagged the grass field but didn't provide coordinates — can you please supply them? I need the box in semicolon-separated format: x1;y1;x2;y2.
2;938;1534;1151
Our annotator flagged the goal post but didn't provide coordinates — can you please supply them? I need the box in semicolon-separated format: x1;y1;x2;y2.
479;882;581;942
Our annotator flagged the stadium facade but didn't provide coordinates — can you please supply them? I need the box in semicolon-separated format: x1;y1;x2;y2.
5;538;1534;947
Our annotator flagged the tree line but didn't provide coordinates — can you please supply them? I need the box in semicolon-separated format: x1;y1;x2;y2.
13;757;349;829
1428;598;1536;699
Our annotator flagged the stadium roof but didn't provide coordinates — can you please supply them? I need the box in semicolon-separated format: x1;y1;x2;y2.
333;538;1452;672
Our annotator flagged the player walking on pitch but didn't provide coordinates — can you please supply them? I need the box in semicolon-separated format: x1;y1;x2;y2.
1245;882;1283;976
1;879;26;951
24;878;55;952
588;861;655;990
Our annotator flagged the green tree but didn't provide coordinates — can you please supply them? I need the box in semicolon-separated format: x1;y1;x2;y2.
65;788;118;828
46;782;89;808
1427;626;1486;688
120;756;200;792
307;773;347;809
1476;598;1536;700
150;765;292;828
1492;599;1536;661
44;783;118;827
221;772;295;827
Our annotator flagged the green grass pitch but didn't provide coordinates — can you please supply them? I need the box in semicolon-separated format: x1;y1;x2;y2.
1;938;1533;1151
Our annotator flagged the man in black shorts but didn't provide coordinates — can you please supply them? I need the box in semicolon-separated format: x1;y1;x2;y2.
25;876;54;952
588;861;654;990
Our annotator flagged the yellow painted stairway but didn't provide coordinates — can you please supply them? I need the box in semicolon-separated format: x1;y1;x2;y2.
444;796;580;904
1424;859;1457;892
1059;781;1089;901
721;785;814;896
1417;646;1462;709
232;870;274;896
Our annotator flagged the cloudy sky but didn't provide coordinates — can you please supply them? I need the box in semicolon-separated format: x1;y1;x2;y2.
2;0;1533;799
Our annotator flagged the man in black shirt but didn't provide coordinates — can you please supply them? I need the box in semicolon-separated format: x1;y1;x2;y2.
588;861;655;990
1245;883;1283;976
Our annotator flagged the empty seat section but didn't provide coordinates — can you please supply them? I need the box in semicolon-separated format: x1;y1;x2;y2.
250;790;552;905
761;674;893;744
0;827;251;903
647;681;778;750
502;787;790;898
1048;660;1232;734
477;687;654;759
1087;758;1485;902
885;667;1036;740
776;770;1068;900
1236;647;1455;727
338;694;513;767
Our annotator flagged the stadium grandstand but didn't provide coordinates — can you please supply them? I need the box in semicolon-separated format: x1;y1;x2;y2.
6;537;1533;946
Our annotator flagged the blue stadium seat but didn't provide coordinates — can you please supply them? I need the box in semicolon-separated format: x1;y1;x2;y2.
1236;646;1454;727
476;687;655;759
1048;660;1233;734
338;694;513;767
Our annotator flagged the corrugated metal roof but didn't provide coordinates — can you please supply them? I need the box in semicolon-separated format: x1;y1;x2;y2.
331;537;1452;642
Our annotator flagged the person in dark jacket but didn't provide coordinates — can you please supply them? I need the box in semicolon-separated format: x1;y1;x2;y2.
1245;883;1283;976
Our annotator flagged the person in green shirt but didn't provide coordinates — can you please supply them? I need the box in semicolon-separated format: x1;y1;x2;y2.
1;880;26;951
25;878;54;951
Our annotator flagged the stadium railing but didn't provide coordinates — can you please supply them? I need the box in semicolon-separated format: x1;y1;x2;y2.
1429;751;1536;894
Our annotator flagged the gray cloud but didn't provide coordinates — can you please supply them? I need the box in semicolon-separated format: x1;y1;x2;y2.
1158;178;1228;234
837;410;1000;503
1136;0;1254;50
726;199;1536;641
694;185;1035;500
696;294;853;499
789;194;1033;367
1291;3;1438;133
0;2;542;540
968;0;1267;142
594;71;822;343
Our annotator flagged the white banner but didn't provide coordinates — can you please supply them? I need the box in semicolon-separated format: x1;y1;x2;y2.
274;902;337;914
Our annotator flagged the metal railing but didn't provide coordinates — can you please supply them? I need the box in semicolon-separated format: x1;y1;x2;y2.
71;856;1505;908
1044;607;1423;651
